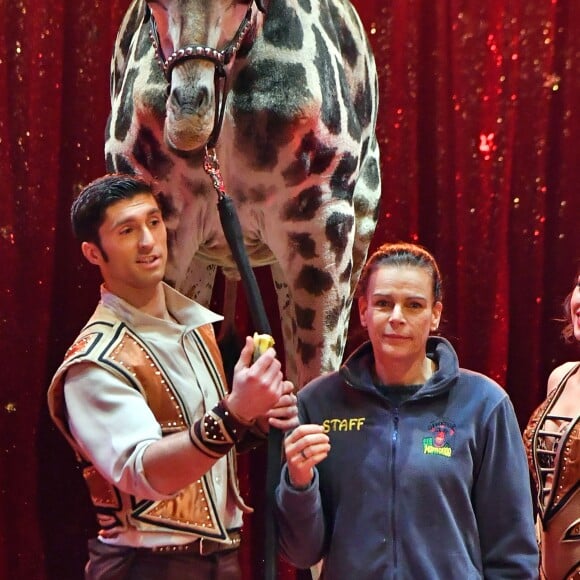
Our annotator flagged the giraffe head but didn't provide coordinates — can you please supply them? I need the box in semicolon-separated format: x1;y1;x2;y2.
147;0;262;151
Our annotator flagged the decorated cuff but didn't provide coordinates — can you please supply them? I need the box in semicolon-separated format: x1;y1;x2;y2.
189;399;252;458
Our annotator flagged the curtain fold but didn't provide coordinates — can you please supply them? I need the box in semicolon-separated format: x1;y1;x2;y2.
0;1;578;578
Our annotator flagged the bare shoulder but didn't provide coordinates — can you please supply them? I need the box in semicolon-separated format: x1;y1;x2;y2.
546;361;580;395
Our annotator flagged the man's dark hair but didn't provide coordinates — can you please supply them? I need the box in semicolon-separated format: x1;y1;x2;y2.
70;174;155;245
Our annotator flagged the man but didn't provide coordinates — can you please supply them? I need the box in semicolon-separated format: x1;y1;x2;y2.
47;174;297;579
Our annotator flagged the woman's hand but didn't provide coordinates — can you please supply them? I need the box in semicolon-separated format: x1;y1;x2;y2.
284;424;330;489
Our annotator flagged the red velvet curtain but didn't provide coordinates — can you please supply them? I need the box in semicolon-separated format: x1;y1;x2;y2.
1;1;578;578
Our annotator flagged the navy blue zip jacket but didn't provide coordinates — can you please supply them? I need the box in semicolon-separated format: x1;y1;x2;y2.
276;337;539;579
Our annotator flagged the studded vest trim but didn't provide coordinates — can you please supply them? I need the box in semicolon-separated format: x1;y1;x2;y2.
48;313;251;542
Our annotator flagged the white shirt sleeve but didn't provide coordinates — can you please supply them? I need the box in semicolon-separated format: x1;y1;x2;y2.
63;362;172;500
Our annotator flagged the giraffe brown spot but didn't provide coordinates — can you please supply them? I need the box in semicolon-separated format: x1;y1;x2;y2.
330;153;357;202
283;187;323;221
114;68;138;142
295;265;333;297
325;212;354;265
133;126;175;179
288;232;317;260
313;28;341;135
282;131;337;186
325;301;344;330
298;339;317;366
295;304;316;330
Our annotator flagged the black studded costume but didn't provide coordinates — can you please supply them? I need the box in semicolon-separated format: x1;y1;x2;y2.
524;363;580;580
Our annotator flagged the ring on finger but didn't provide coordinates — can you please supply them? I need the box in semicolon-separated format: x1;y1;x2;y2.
300;448;308;460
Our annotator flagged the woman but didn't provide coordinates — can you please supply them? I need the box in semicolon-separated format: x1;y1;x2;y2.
276;242;538;579
524;267;580;579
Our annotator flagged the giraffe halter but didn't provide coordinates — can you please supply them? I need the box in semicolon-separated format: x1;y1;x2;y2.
148;2;262;82
147;1;263;148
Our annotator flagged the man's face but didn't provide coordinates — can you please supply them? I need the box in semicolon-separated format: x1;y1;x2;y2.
82;193;167;304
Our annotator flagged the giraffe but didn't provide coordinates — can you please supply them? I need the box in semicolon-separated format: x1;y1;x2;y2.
105;0;381;389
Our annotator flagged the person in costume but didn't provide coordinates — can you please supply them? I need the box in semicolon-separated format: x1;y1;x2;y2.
276;241;538;579
47;174;297;580
524;265;580;579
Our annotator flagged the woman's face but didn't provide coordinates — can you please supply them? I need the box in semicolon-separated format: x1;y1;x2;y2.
358;264;442;366
572;273;580;342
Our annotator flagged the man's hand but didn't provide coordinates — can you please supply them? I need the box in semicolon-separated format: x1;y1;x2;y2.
255;380;298;433
226;336;284;422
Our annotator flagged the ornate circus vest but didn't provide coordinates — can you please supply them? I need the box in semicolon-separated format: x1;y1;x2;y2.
48;313;251;543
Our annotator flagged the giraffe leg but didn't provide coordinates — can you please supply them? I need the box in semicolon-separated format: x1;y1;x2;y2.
217;277;242;384
270;263;298;386
176;257;218;307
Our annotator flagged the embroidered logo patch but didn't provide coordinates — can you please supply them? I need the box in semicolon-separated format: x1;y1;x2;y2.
422;419;456;457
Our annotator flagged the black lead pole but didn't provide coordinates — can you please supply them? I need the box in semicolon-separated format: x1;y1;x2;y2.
217;193;271;335
217;193;282;580
206;148;280;580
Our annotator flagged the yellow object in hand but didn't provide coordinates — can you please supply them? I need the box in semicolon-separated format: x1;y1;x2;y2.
252;332;275;362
